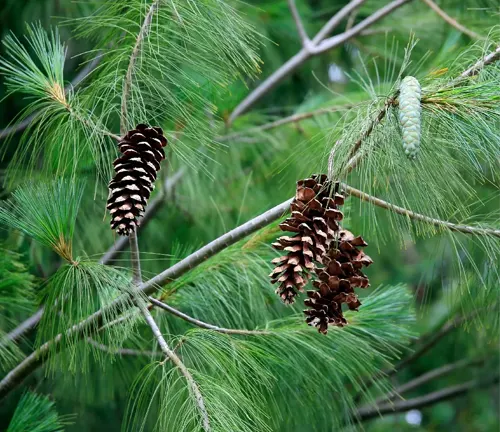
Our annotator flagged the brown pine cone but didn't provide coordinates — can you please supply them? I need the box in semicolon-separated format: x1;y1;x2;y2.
270;174;345;304
304;230;373;334
107;124;167;236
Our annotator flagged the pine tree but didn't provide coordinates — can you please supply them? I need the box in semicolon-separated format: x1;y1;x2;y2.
0;1;499;431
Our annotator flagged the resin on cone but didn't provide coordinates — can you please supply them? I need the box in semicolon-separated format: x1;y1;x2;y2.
107;124;167;236
270;174;345;304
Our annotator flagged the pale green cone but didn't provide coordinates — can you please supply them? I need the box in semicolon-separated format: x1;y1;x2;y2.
399;76;422;159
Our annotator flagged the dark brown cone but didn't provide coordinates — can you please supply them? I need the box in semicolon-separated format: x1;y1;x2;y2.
107;124;167;236
304;229;373;334
270;174;345;304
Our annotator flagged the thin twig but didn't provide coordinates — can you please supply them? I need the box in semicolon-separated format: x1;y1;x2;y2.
393;314;473;373
219;104;355;142
136;295;211;431
287;0;313;51
459;43;500;79
149;297;270;335
121;0;160;134
353;313;476;404
344;184;500;238
87;337;163;358
129;231;143;285
421;0;483;40
347;96;396;160
355;374;499;422
227;0;415;124
345;8;359;32
0;55;102;140
311;0;366;45
373;357;484;406
129;212;210;430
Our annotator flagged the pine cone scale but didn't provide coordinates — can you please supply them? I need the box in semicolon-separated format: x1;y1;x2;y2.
106;124;167;236
270;175;345;304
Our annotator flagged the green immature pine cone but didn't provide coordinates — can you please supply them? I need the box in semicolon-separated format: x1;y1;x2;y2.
399;76;422;160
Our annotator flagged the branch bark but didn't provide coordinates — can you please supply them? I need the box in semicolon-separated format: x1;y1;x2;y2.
219;104;355;142
287;0;312;50
149;297;270;335
344;184;500;238
421;0;483;40
227;0;412;124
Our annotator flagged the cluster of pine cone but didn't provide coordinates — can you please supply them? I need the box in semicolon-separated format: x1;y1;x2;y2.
270;174;372;334
107;124;167;236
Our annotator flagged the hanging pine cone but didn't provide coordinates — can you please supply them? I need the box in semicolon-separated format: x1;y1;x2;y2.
107;124;167;236
269;174;345;304
304;230;373;334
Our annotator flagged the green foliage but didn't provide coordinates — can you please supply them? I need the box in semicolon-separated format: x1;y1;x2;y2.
0;247;36;321
0;179;85;262
69;0;261;171
124;284;414;432
6;391;72;432
0;24;115;181
0;247;36;369
37;261;139;374
0;1;499;431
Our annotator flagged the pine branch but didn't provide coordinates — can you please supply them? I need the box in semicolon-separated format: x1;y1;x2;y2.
120;0;160;134
128;211;210;430
3;45;500;398
136;296;211;431
227;0;412;125
287;0;314;51
312;0;413;54
459;43;500;79
0;54;102;140
344;184;500;238
355;374;499;422
421;0;484;40
0;199;291;399
149;297;271;335
1;170;184;347
344;41;500;172
218;104;355;142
